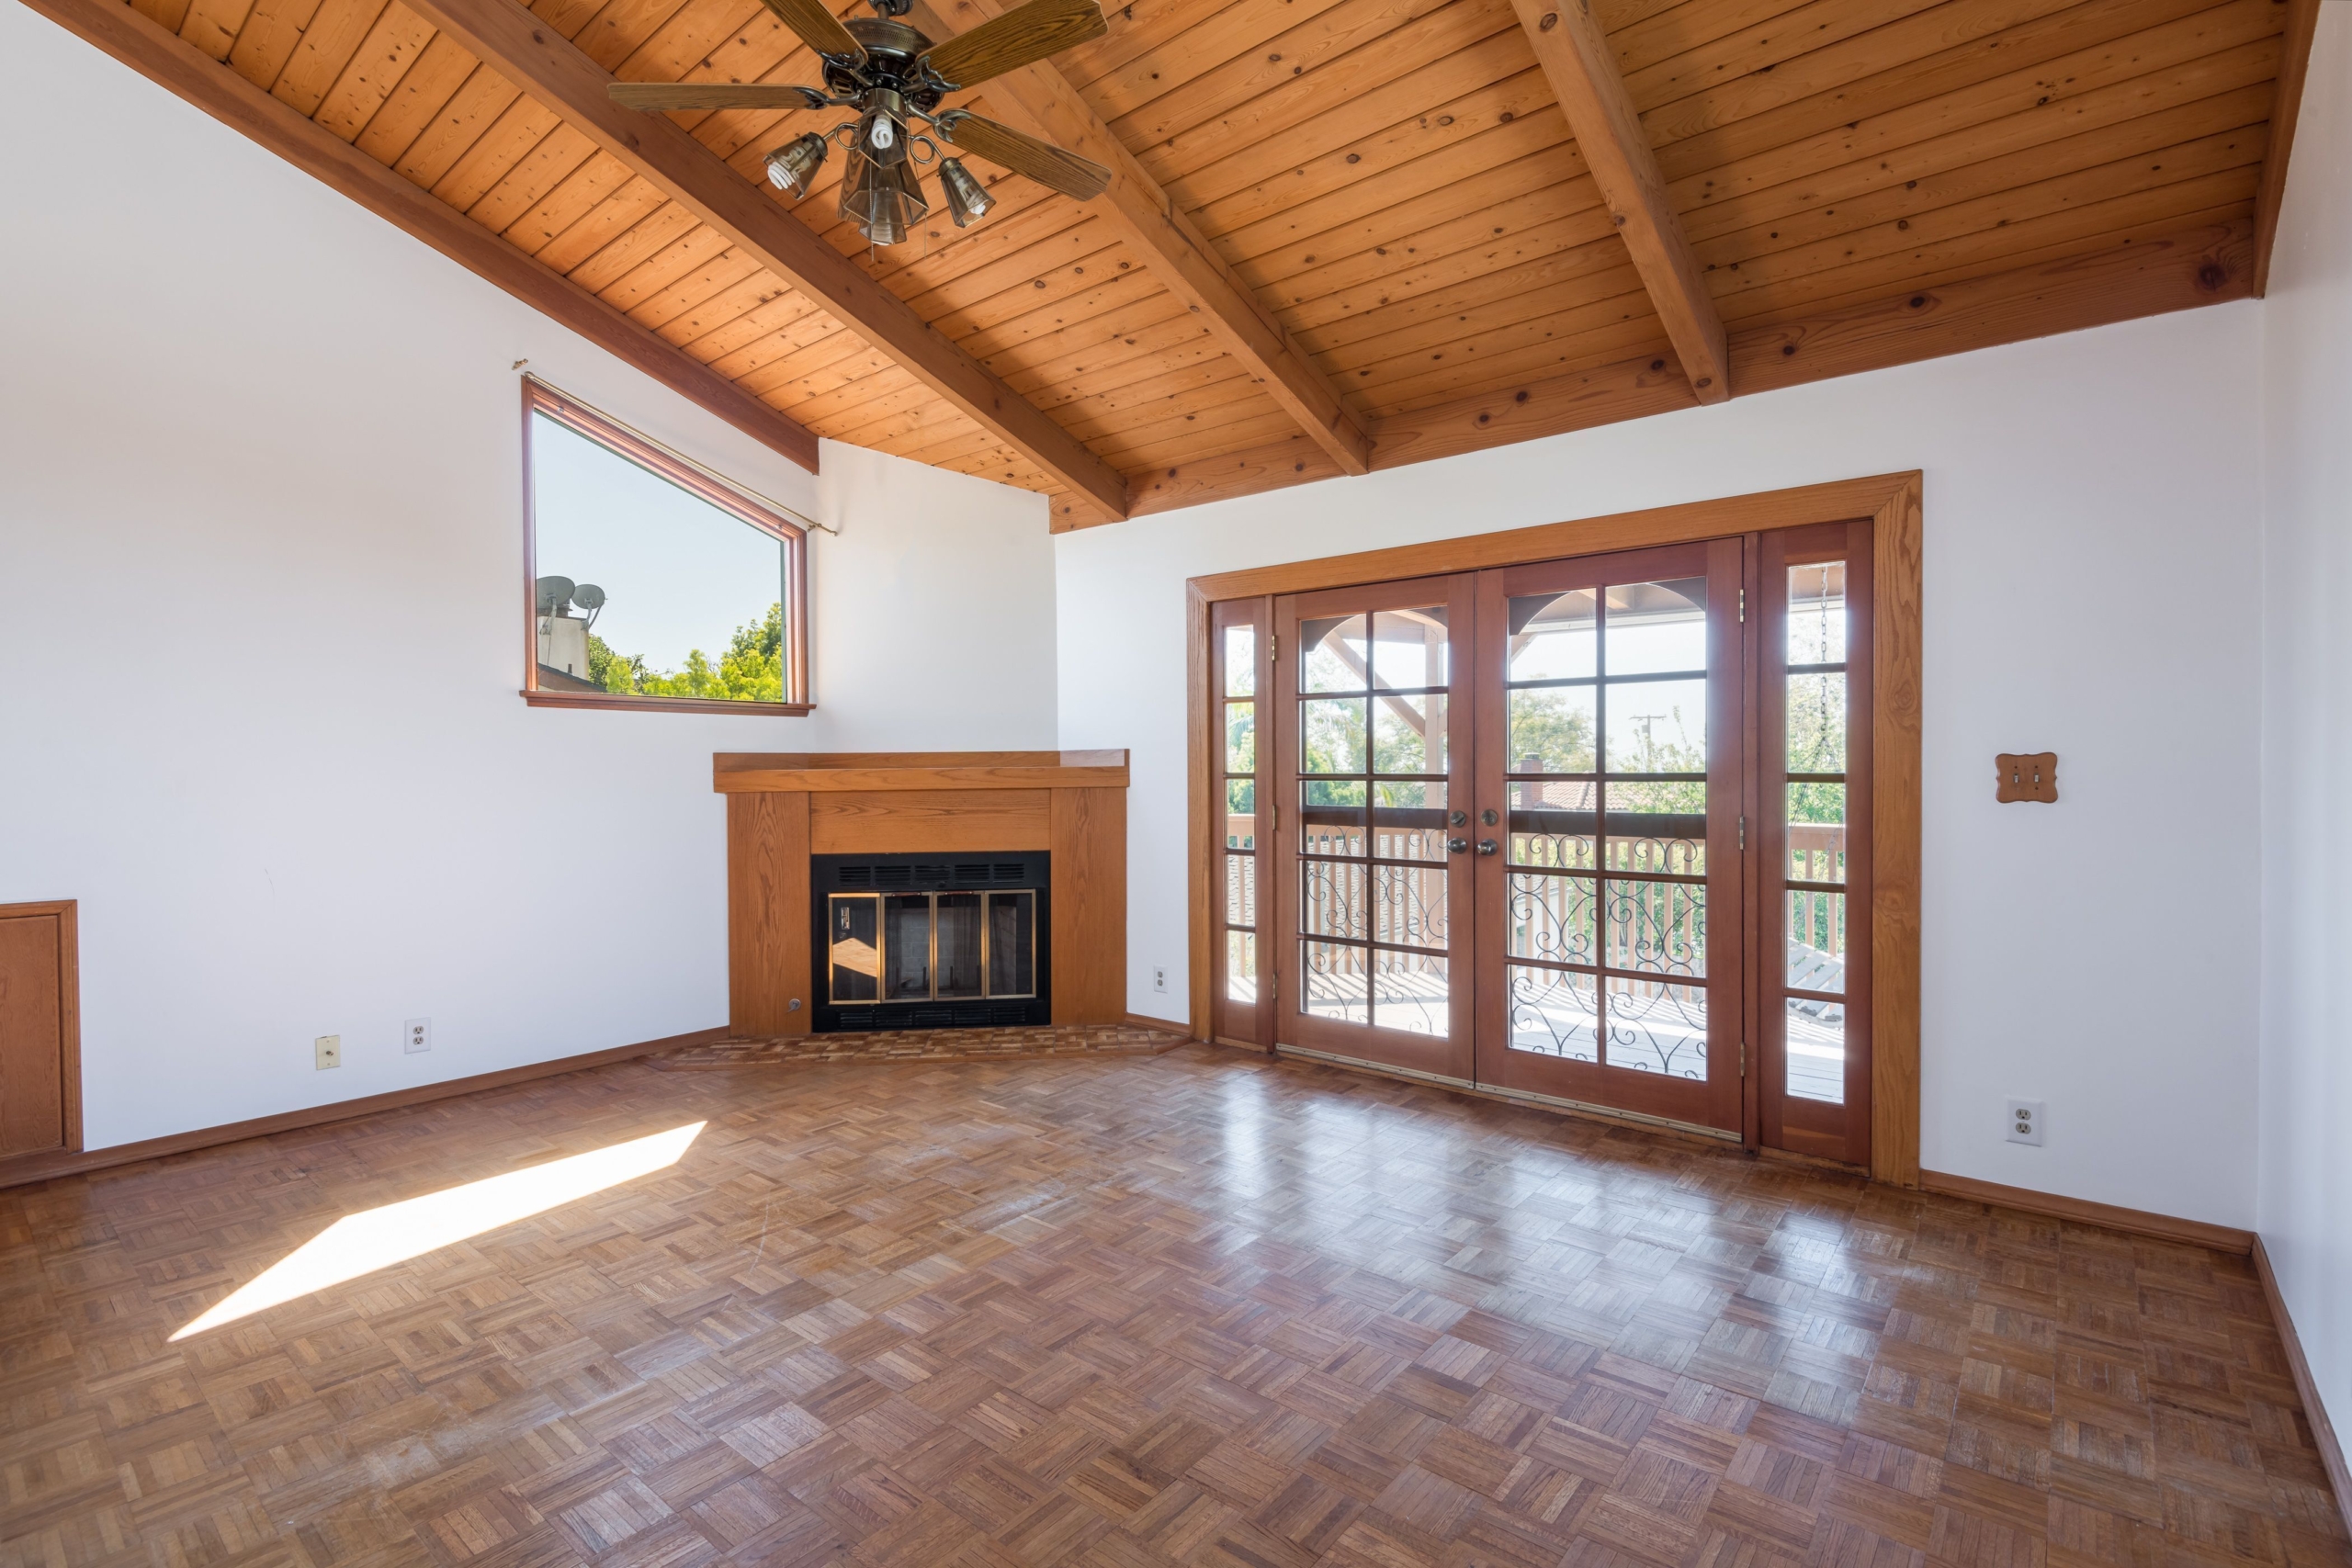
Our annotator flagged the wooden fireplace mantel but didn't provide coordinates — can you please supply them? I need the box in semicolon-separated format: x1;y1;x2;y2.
718;750;1129;1035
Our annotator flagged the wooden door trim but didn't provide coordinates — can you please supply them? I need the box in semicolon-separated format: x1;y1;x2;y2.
1187;472;1924;1186
0;900;82;1177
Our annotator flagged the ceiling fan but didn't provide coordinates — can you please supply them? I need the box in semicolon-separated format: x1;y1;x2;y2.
609;0;1114;246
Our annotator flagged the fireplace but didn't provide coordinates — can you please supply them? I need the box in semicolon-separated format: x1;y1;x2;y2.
810;852;1051;1031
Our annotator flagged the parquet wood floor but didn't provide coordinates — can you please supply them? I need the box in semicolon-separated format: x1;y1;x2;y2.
4;1045;2344;1568
650;1025;1189;1069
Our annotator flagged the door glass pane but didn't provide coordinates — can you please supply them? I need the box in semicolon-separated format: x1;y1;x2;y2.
1303;941;1367;1021
1224;625;1257;696
1607;878;1705;978
1226;931;1257;1005
1509;686;1596;773
1301;860;1367;941
1511;807;1596;870
1226;701;1256;773
885;895;932;1000
1788;671;1847;773
1509;873;1594;966
1226;779;1257;847
1371;608;1449;690
1373;794;1447;863
1787;995;1846;1103
829;894;881;1003
1604;977;1709;1078
1374;863;1447;950
987;892;1035;997
1788;783;1845;883
1226;852;1256;928
1373;694;1446;773
1788;562;1847;664
1508;965;1598;1060
1604;677;1708;773
1297;797;1366;858
1508;591;1596;680
1788;890;1846;993
1602;578;1707;675
1301;615;1366;692
1374;951;1448;1036
1602;780;1707;875
935;894;983;998
1301;698;1367;773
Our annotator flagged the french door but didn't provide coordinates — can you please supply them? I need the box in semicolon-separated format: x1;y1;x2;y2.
1224;525;1872;1162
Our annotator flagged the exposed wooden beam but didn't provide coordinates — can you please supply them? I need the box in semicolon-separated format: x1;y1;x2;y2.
907;0;1373;476
1509;0;1730;403
2251;0;2320;294
21;0;824;473
398;0;1128;522
1112;218;2254;521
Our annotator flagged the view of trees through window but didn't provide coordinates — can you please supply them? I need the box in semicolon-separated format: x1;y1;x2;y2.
526;397;802;706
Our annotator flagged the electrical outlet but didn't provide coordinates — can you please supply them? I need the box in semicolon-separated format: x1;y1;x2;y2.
315;1034;342;1070
2006;1098;2045;1145
404;1017;431;1054
1153;965;1168;994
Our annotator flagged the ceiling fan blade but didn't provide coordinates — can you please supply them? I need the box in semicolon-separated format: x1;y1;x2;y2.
757;0;865;61
920;0;1105;87
608;82;828;110
938;112;1111;199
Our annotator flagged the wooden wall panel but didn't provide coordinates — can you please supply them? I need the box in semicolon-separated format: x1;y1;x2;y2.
727;791;810;1037
1051;787;1128;1025
0;903;77;1166
808;791;1053;852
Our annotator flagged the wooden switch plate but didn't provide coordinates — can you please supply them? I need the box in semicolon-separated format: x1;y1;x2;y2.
1996;752;2057;803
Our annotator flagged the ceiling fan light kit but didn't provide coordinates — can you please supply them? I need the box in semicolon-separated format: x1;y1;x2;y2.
621;0;1113;247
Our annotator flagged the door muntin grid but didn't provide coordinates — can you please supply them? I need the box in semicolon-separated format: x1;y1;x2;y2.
1782;559;1849;1103
1295;608;1453;1036
1223;621;1261;1009
1504;578;1713;1076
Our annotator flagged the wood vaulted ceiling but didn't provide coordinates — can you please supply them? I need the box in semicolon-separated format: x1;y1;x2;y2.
35;0;2314;525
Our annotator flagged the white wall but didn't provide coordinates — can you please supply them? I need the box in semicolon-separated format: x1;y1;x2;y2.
0;1;1052;1152
2257;1;2352;1458
1058;302;2267;1229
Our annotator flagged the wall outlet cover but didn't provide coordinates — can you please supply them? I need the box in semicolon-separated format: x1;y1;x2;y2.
1153;965;1168;993
2006;1097;2045;1145
315;1034;342;1070
404;1017;431;1054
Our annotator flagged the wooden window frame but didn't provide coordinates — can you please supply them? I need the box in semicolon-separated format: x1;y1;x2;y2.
521;378;812;716
1185;472;1923;1186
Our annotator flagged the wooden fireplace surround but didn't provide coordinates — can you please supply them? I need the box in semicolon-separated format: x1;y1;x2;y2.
718;751;1129;1035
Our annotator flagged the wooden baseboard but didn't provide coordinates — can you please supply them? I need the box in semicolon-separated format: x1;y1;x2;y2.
1125;1011;1193;1035
2255;1236;2352;1532
0;1025;727;1191
1919;1168;2255;1254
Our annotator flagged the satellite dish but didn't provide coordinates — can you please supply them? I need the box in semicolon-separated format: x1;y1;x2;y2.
535;575;576;615
573;583;605;611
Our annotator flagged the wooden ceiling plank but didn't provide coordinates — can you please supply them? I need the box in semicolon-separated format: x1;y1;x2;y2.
434;96;566;207
525;165;671;261
1052;0;1252;92
399;0;1127;518
1071;0;1354;121
472;124;611;234
901;0;1374;473
1298;235;1641;356
1368;325;1677;414
1117;433;1349;522
178;0;254;59
626;243;773;325
679;283;832;356
1093;398;1306;465
230;0;332;87
1344;298;1668;407
1679;48;2281;251
1696;86;2274;279
134;0;192;30
654;265;807;344
393;62;522;185
1656;0;2266;195
567;201;703;290
1040;346;1259;419
25;0;820;473
355;32;484;161
313;1;436;138
272;0;390;113
1718;174;2257;321
1218;107;1575;272
1168;33;1542;220
1509;0;1728;400
2250;0;2317;291
1283;195;1615;335
1624;0;1941;122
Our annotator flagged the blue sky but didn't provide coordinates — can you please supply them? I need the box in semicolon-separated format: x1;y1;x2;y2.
531;413;784;672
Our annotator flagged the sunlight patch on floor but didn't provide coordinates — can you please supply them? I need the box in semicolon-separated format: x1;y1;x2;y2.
170;1122;705;1340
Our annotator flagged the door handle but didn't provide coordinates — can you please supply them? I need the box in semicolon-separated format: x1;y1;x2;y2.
1447;837;1469;854
1476;839;1498;855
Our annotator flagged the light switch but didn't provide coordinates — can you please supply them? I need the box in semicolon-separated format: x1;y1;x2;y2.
1996;752;2057;803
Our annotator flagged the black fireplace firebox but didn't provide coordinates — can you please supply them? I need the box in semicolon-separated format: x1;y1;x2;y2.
809;852;1051;1032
